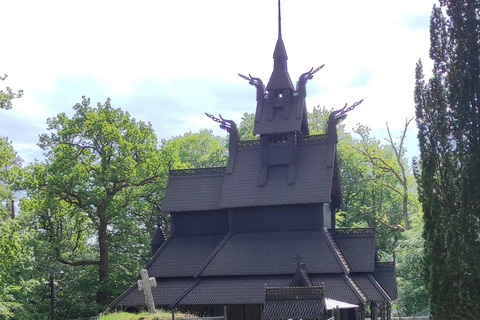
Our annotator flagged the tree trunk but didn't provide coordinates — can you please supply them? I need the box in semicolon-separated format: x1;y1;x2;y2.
97;213;109;305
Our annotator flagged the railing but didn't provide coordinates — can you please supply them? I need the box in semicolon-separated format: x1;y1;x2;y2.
170;167;226;176
329;228;375;235
238;140;260;147
301;134;328;142
376;261;395;268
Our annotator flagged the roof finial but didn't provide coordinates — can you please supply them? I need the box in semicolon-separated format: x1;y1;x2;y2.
278;0;282;39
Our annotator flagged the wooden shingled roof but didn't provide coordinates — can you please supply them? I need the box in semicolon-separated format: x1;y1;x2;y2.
162;136;336;212
111;273;382;309
198;229;345;277
330;228;377;272
262;287;326;320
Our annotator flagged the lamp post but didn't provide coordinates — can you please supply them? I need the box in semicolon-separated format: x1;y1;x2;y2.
49;270;64;320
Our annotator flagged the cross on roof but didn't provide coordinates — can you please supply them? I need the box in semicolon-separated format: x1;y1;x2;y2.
293;252;303;266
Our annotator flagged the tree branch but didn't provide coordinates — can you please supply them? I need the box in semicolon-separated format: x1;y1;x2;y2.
58;258;100;267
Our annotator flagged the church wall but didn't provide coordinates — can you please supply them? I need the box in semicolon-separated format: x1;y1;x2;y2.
229;203;323;233
170;210;229;236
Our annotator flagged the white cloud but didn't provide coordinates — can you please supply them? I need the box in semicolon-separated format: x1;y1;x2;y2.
1;0;435;163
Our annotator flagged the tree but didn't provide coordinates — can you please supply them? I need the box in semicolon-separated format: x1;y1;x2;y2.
349;120;413;230
393;211;428;316
161;129;227;169
0;140;35;320
0;137;22;218
0;75;23;110
338;123;418;256
237;112;257;141
415;1;480;319
24;97;168;307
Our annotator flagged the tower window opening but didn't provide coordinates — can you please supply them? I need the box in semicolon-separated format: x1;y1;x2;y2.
269;134;288;143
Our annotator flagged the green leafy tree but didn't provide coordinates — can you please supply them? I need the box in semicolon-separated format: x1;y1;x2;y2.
162;129;227;169
237;112;257;141
338;124;417;256
0;137;22;218
394;212;428;316
0;75;23;110
24;97;168;307
414;2;480;319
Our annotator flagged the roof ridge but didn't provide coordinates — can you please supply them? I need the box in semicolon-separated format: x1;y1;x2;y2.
193;232;233;278
322;228;352;274
107;282;136;309
367;274;392;301
344;274;368;303
141;235;174;275
169;277;203;308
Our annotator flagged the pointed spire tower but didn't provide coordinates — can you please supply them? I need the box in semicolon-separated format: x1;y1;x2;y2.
253;0;307;137
266;0;294;92
248;0;316;186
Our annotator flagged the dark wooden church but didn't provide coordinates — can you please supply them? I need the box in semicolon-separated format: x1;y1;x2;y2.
110;3;396;320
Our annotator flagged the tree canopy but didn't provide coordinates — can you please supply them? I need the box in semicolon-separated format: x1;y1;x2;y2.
24;97;167;306
0;75;23;110
414;1;480;319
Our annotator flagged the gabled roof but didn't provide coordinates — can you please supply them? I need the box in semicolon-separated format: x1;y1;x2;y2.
175;276;291;306
253;98;305;135
221;139;334;208
289;262;313;287
352;274;391;302
162;168;225;212
144;234;225;277
373;262;397;300
262;287;326;320
199;230;345;277
111;272;375;310
310;275;367;305
110;277;196;308
162;136;336;211
262;299;326;320
329;228;376;272
173;274;367;307
266;38;294;91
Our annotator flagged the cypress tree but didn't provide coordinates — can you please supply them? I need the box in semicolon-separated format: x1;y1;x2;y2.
415;1;480;319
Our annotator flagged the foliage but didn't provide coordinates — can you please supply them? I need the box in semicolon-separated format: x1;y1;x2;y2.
0;75;23;110
414;2;480;319
0;137;22;218
393;212;429;316
308;106;331;134
161;129;227;169
237;112;257;141
336;123;419;256
23;97;168;309
0;139;28;319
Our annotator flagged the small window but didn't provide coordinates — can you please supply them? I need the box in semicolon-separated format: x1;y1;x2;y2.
269;134;288;143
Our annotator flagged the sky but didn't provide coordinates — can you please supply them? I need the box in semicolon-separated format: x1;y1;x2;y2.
1;0;436;164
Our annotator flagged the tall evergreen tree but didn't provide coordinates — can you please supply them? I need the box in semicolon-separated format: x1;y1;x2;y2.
415;1;480;319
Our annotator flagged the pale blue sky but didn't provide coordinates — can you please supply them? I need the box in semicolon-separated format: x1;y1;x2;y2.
1;0;434;163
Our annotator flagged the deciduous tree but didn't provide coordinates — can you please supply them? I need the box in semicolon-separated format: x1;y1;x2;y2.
24;97;167;306
161;129;227;169
0;75;23;110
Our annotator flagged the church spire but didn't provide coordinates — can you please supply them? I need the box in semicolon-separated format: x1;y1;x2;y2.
266;0;294;91
278;0;282;39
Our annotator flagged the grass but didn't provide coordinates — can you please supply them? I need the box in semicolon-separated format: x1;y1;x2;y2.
97;309;188;320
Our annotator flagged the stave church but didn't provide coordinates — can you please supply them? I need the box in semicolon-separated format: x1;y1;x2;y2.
110;2;396;320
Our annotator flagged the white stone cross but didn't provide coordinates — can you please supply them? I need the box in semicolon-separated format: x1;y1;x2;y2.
137;268;157;314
